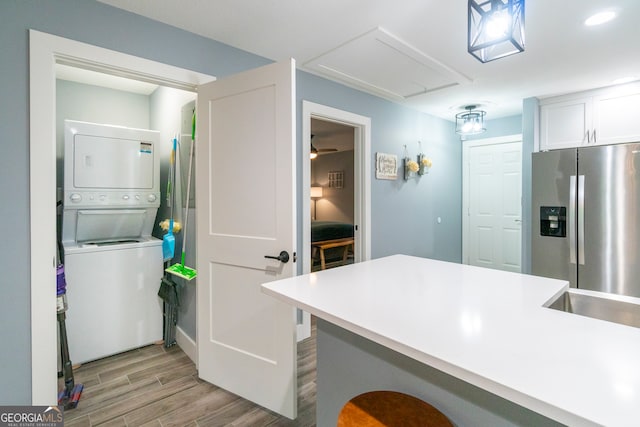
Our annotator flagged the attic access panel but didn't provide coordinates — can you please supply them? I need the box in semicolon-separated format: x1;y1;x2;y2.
303;27;470;100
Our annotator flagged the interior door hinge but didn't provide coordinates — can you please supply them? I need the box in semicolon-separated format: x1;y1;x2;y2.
293;252;297;263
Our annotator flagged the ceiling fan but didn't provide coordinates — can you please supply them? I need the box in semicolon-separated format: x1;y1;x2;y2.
310;134;338;159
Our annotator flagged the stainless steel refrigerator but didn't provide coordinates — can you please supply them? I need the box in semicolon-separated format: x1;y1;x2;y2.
532;142;640;297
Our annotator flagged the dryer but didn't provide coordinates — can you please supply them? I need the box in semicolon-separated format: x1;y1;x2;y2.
62;120;163;364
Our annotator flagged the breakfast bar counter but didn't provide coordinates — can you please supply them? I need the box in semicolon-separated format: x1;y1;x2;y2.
262;255;640;426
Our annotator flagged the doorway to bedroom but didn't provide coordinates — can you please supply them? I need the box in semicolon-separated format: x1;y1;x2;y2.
299;101;371;340
301;100;371;278
310;119;356;271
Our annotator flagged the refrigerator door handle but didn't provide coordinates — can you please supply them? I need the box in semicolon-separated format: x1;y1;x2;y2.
569;175;577;264
578;175;586;265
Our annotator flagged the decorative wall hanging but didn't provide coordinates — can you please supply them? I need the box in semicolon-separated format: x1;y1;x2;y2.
404;142;433;180
375;152;398;180
417;142;433;175
404;145;419;181
328;171;344;188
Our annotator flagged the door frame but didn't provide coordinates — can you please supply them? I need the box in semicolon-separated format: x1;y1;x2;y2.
302;101;371;271
462;134;522;266
29;29;215;404
299;101;371;338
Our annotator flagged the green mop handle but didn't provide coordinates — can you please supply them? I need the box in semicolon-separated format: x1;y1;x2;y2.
180;112;196;267
168;136;177;230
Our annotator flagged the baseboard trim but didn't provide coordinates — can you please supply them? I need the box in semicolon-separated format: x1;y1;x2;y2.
176;326;197;366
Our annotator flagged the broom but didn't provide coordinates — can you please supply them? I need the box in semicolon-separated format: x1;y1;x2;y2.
162;136;178;261
166;113;197;281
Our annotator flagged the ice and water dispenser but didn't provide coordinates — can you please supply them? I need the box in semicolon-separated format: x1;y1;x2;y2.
540;206;566;237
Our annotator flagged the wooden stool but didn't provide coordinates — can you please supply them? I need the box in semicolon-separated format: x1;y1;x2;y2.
337;391;453;427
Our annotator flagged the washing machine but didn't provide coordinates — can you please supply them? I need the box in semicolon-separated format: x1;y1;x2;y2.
62;238;163;363
61;120;163;364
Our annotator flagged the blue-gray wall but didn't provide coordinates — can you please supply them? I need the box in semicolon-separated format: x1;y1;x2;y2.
462;114;522;141
521;98;538;274
297;72;462;263
0;0;462;403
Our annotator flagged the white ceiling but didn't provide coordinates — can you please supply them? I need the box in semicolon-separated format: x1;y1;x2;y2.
98;0;640;121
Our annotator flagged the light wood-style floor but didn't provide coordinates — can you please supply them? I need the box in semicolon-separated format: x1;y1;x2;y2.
61;322;316;427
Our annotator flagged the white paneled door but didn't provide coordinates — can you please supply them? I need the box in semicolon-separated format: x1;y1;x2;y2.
196;60;297;419
465;139;522;272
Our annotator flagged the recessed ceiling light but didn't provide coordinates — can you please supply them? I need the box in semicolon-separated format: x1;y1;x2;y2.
585;11;616;26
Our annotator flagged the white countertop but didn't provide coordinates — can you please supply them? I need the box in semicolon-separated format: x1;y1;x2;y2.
262;255;640;427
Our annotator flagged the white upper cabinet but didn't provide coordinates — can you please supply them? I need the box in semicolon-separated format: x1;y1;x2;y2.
592;90;640;145
540;97;592;150
539;82;640;151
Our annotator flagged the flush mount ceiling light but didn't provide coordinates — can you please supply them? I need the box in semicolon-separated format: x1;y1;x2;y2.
468;0;525;63
455;105;486;135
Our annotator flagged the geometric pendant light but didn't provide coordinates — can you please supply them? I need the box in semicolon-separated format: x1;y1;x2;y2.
468;0;525;63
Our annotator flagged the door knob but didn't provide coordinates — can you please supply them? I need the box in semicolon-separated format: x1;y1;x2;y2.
265;251;290;263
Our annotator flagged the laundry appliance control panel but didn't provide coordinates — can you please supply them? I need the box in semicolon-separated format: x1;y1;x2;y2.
65;190;160;209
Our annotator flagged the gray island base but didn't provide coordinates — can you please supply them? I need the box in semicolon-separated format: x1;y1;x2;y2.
317;318;562;426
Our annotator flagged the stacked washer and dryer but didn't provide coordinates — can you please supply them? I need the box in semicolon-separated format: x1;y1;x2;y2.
61;120;164;364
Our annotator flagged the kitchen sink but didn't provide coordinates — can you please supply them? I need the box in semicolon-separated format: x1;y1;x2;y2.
546;290;640;329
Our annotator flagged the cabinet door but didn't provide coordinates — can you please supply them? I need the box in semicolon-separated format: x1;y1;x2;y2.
593;89;640;145
540;98;591;150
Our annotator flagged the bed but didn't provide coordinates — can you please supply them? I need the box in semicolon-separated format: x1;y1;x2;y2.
311;221;354;270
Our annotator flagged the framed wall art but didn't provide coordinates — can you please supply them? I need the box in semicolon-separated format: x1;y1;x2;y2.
375;152;398;180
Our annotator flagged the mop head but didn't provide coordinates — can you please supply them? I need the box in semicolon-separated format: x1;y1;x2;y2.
158;276;180;306
166;263;197;281
58;383;84;410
